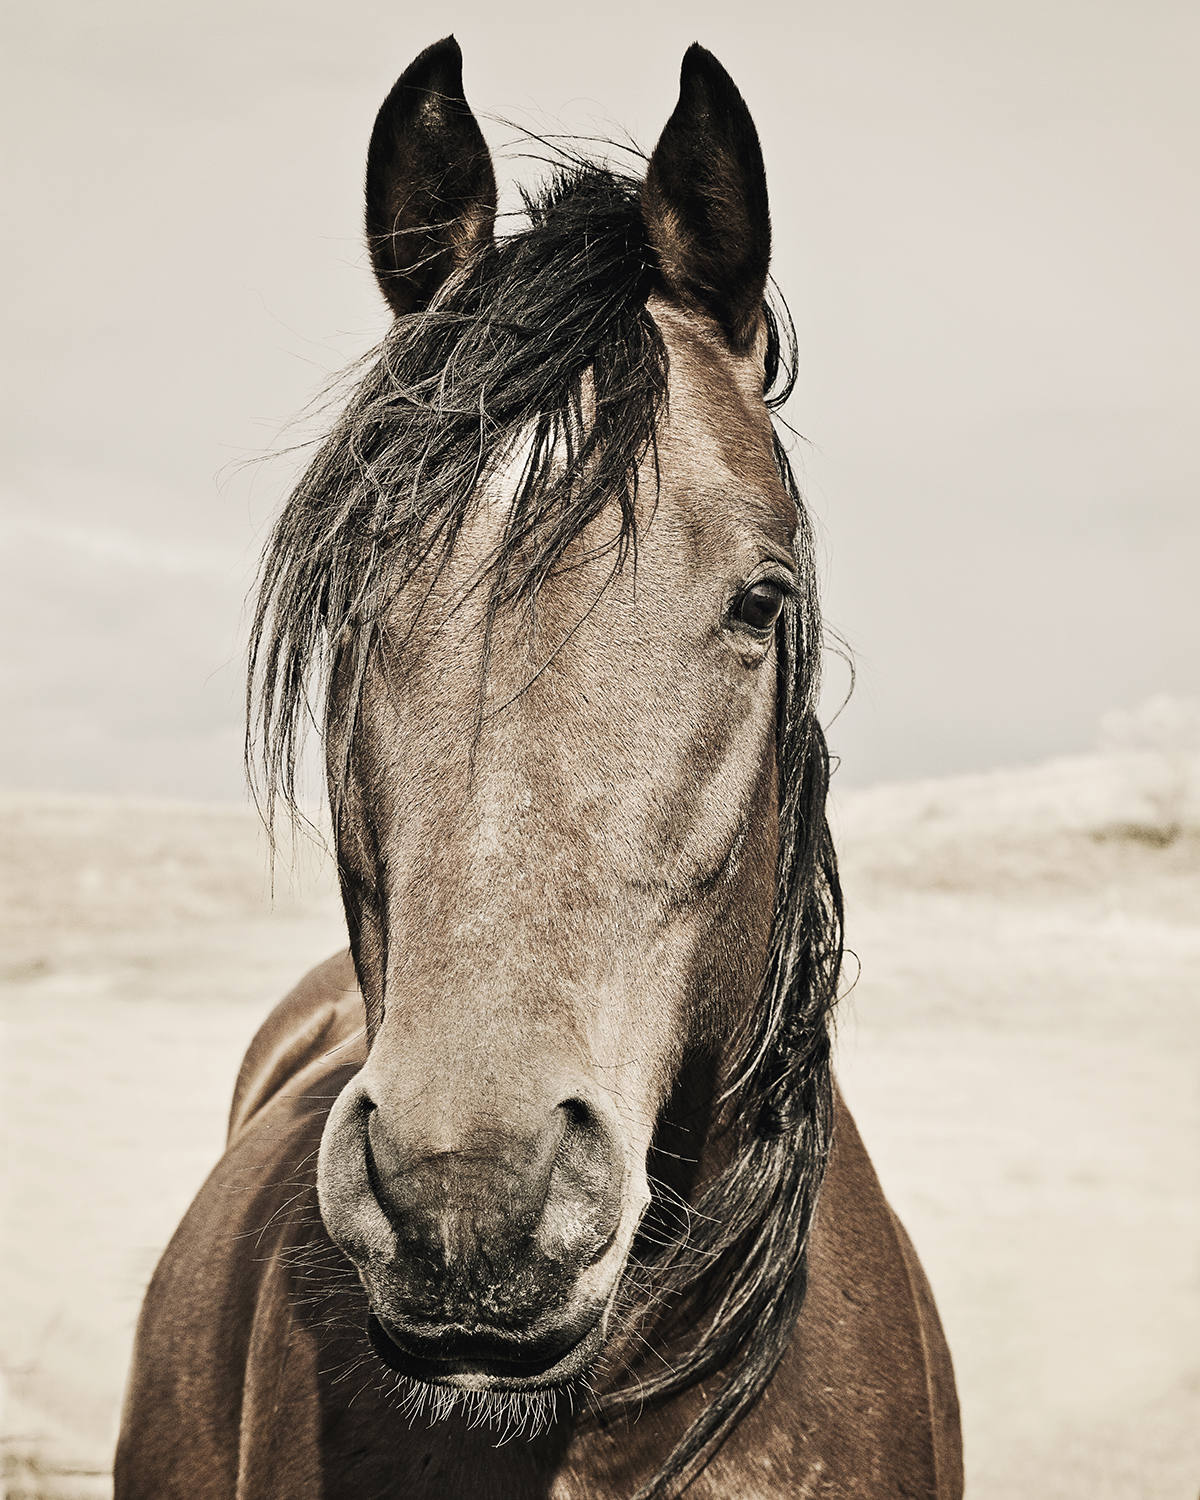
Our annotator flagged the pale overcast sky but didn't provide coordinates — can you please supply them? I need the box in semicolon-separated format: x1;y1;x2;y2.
3;0;1196;798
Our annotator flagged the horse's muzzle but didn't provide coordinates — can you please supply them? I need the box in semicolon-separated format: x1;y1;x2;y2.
317;1067;633;1388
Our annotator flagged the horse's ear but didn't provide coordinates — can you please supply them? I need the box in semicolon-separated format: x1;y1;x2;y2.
365;36;496;318
642;45;771;353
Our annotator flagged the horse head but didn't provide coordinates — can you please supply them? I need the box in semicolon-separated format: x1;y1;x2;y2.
249;36;839;1418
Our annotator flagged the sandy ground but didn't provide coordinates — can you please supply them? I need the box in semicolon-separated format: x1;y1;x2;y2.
3;754;1198;1498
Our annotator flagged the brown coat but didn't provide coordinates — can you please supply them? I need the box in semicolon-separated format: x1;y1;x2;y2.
116;954;962;1499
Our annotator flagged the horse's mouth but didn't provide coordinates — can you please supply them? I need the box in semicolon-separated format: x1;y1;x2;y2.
365;1308;606;1391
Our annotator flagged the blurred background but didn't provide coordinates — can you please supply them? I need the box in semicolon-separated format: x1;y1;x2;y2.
3;1;1197;1496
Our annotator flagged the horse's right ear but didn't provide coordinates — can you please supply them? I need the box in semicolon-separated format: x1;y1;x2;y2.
365;36;496;318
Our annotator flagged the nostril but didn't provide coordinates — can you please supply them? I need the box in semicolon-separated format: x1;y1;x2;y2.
557;1096;597;1131
364;1101;414;1235
540;1095;624;1264
363;1109;383;1203
345;1073;377;1122
553;1098;608;1188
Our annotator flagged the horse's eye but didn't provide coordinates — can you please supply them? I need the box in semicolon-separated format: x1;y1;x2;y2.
731;579;787;633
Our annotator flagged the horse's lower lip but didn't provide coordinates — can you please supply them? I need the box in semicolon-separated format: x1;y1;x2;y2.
365;1310;605;1389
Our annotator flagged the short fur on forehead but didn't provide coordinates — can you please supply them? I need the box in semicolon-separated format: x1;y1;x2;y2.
246;159;842;1500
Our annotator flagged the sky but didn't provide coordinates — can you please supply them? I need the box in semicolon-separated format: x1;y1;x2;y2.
3;0;1197;799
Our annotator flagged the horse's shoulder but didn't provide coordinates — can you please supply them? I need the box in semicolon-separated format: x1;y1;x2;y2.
788;1088;963;1497
117;1060;351;1499
227;950;363;1142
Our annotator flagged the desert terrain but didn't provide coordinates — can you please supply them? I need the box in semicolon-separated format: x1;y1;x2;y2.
3;750;1198;1498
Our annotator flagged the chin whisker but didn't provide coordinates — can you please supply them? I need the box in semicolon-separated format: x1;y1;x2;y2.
378;1373;565;1443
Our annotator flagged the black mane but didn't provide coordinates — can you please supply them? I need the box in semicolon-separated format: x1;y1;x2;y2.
247;162;842;1500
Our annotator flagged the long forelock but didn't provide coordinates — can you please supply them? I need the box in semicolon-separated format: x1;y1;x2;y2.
247;165;676;834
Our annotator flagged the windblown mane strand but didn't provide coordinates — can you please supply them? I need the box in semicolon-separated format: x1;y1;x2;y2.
246;161;842;1500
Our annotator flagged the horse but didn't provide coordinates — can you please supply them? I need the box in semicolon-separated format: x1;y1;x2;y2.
116;38;962;1499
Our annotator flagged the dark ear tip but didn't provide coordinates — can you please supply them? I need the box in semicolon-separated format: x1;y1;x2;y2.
400;35;466;96
429;34;462;67
416;34;461;62
678;41;737;98
681;41;712;74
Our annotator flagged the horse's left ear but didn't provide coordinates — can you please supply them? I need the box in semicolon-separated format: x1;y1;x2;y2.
642;45;771;354
365;36;496;318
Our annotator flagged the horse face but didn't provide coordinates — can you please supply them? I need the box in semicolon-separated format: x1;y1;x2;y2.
317;310;793;1389
312;39;792;1393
